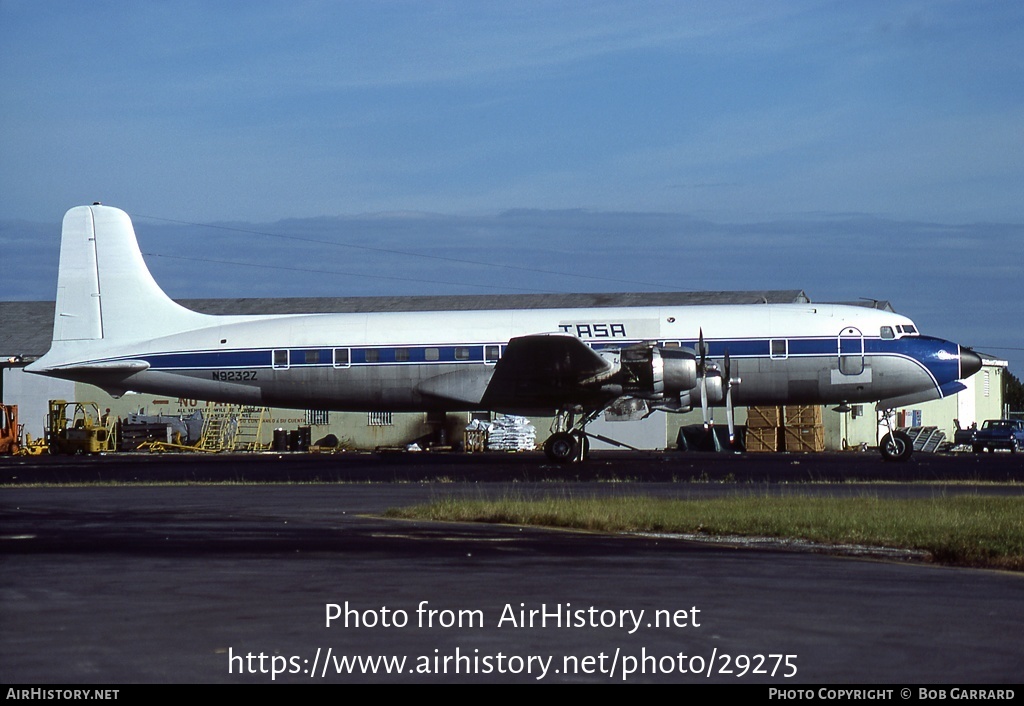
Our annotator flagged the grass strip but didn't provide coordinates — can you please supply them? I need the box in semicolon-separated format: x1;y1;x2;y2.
386;494;1024;571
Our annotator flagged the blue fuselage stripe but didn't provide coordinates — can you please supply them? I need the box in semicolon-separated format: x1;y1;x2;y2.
96;335;960;390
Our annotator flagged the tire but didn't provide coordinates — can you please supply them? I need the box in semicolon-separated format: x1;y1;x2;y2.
544;432;579;463
880;431;913;462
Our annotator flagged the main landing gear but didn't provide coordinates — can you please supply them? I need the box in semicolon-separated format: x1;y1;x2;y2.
543;407;636;463
543;430;591;463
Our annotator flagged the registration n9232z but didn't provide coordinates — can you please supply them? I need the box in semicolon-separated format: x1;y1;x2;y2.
211;370;259;381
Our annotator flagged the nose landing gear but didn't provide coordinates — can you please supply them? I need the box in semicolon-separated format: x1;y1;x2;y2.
878;409;914;462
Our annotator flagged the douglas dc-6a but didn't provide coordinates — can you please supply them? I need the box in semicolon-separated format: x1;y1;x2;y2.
27;205;982;462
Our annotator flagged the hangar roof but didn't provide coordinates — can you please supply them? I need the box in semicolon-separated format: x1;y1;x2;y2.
2;290;811;359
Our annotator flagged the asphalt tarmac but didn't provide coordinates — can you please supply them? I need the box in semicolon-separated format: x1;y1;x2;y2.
1;450;1022;684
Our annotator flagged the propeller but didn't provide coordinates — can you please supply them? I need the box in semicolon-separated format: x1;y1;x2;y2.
724;348;735;444
698;329;710;430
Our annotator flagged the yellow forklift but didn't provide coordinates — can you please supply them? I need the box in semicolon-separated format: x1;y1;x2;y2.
47;400;117;454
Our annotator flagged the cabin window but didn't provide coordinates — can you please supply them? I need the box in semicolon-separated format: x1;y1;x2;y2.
395;349;410;363
425;348;439;361
662;341;680;348
485;345;500;363
770;339;788;359
333;348;350;368
455;347;470;361
365;349;380;363
273;349;289;369
880;326;894;339
304;350;319;365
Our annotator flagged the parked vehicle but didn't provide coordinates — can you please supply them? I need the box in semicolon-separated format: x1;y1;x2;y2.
47;400;116;455
0;405;19;455
972;419;1024;453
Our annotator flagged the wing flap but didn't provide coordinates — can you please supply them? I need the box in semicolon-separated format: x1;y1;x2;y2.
417;368;493;406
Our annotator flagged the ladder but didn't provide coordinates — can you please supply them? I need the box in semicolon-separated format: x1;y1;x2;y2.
196;405;239;452
900;426;946;453
233;406;269;451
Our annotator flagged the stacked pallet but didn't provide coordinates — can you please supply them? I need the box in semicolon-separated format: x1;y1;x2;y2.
745;406;782;452
487;415;537;451
783;405;825;452
464;416;538;452
118;422;172;451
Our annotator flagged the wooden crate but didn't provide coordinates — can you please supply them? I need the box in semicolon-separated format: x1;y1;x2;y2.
783;425;825;453
747;406;783;428
463;429;488;453
785;405;823;427
745;426;780;452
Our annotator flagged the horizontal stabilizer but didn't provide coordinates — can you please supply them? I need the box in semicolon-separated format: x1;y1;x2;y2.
45;360;151;374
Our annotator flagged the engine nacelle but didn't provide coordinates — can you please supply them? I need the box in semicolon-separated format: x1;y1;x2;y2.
619;346;698;399
660;347;699;393
697;369;724;405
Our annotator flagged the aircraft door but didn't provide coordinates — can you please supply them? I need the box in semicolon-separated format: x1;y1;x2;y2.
838;327;864;375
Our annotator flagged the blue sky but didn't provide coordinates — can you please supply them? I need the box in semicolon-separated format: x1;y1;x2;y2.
1;1;1022;373
3;1;1023;222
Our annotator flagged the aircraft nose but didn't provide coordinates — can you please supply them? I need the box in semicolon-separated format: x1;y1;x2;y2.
960;346;983;379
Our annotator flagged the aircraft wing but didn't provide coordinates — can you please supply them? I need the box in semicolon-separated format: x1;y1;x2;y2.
481;333;616;411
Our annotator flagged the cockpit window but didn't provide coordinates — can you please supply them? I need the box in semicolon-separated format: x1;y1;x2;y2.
880;326;895;339
904;325;917;335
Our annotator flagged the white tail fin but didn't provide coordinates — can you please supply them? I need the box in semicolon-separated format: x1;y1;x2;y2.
53;205;211;342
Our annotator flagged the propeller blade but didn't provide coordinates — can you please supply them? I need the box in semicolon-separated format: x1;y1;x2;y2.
698;328;710;429
726;392;735;443
724;348;735;443
701;374;710;429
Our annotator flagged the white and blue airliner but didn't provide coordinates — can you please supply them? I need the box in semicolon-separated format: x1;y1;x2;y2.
27;205;982;462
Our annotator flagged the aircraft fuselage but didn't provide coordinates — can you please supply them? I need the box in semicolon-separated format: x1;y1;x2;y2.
33;303;975;414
